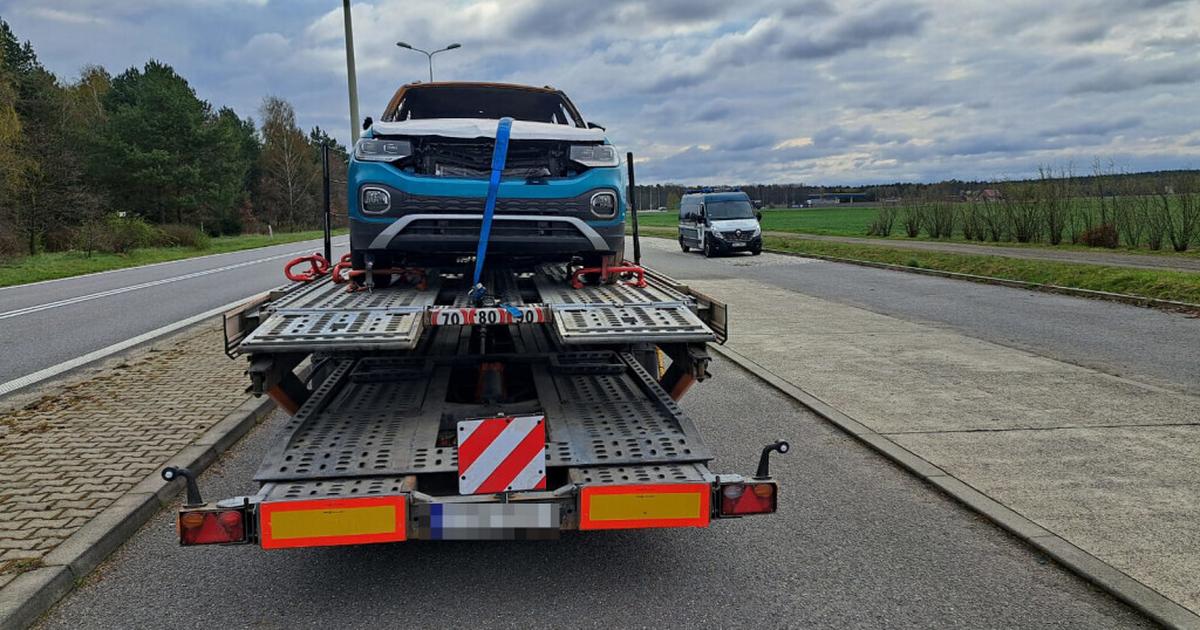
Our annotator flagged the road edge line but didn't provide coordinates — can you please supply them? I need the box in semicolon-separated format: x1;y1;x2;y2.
0;295;258;399
0;391;277;630
0;236;347;293
708;342;1200;630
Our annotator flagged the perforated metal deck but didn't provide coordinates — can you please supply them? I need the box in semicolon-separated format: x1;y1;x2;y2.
234;265;715;352
239;279;441;352
254;349;713;483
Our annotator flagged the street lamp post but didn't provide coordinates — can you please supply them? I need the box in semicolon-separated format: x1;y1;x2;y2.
341;0;361;143
396;42;462;82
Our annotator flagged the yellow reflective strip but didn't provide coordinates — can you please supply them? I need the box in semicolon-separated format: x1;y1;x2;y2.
269;505;396;540
588;492;702;521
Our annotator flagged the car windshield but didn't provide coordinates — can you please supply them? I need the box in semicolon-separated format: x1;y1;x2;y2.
706;200;756;220
390;86;584;127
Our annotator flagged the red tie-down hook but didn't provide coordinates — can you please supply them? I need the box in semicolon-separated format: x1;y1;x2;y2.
330;253;355;284
283;254;331;282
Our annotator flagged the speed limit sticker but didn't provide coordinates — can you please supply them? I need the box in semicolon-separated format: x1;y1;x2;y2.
429;306;548;326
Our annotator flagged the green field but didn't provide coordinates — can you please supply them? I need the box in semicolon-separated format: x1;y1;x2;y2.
0;229;346;288
636;206;877;237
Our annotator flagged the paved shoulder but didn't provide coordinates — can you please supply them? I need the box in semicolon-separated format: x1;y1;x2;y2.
780;232;1200;273
644;241;1200;620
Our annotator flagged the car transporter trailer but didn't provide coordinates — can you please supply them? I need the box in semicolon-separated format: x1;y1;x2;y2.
163;258;788;547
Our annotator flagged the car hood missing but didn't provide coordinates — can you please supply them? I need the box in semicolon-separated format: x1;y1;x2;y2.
371;118;607;142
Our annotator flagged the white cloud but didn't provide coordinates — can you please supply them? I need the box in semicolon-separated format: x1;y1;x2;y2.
4;0;1198;183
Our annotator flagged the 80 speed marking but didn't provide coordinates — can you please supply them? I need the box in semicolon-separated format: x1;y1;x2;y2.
430;306;548;326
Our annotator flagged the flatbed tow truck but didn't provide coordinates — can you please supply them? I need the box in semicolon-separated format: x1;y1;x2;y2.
165;259;787;547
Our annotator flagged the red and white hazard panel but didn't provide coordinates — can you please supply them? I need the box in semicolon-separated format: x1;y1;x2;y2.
457;415;547;495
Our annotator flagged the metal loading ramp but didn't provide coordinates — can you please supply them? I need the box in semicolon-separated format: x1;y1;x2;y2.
231;262;716;354
253;350;713;483
533;265;715;345
238;278;441;352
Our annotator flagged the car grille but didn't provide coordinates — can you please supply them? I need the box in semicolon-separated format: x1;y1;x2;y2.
386;189;594;217
415;139;569;178
402;218;583;241
720;230;755;241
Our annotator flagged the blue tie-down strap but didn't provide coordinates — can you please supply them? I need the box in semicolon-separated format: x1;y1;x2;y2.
499;303;523;319
471;117;513;291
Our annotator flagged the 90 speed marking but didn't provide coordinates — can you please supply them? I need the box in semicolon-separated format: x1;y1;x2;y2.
430;306;547;326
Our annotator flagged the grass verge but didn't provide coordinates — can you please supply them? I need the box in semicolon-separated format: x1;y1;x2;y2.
635;226;1200;305
0;229;347;288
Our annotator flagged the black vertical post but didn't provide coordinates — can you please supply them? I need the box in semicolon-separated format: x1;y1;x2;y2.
626;152;641;265
321;143;332;262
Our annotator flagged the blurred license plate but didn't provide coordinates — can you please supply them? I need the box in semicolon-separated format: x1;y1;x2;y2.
731;242;745;247
417;503;560;540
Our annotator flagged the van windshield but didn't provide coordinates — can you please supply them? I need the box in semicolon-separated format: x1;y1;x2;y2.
705;200;756;220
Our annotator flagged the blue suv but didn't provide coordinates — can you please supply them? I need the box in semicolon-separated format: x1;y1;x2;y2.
349;82;626;272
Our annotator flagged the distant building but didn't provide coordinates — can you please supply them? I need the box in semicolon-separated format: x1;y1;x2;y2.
806;192;869;206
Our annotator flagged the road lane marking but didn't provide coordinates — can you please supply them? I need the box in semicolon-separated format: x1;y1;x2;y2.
0;243;343;321
0;237;348;293
0;295;257;398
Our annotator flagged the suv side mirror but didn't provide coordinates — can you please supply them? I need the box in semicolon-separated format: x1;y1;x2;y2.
362;116;374;131
586;121;606;131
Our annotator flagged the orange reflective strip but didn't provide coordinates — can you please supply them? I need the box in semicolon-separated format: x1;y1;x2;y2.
259;496;407;549
579;483;711;530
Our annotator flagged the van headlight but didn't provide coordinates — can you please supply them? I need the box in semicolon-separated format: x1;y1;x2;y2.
590;191;617;218
361;187;391;214
355;138;412;162
570;144;618;168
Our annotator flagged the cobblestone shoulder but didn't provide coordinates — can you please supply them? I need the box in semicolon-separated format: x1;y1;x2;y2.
0;324;249;589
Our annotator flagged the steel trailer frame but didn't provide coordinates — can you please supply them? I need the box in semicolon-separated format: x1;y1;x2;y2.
177;262;781;547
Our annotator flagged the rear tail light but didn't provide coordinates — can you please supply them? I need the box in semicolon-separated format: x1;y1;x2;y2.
178;508;248;545
718;481;777;516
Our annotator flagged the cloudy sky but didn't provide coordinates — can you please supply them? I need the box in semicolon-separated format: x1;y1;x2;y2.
2;0;1198;184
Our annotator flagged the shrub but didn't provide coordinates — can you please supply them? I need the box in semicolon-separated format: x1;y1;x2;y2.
1163;192;1198;253
1079;223;1118;248
159;224;211;250
1002;185;1042;243
1038;166;1072;246
0;229;22;259
42;227;77;253
70;219;113;256
979;200;1006;241
866;205;897;237
925;201;956;238
900;201;924;237
105;215;161;253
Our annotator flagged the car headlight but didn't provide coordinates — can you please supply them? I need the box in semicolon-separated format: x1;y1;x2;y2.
590;191;617;218
355;138;412;162
361;187;391;214
570;144;618;168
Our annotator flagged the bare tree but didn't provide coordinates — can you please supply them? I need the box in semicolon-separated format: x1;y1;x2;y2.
257;96;320;230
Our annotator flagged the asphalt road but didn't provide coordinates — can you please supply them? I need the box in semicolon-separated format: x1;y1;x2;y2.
637;236;1200;395
0;237;348;387
37;355;1148;629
